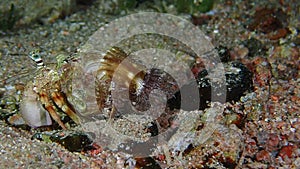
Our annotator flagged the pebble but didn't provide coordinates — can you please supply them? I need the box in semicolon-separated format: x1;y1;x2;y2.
168;61;253;110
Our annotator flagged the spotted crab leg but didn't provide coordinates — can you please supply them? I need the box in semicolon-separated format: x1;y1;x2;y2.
51;91;81;125
39;90;67;130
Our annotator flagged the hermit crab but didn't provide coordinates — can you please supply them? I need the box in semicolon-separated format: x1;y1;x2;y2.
20;46;181;130
20;49;82;129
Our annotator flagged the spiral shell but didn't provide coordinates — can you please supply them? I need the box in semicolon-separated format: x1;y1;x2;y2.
94;46;181;119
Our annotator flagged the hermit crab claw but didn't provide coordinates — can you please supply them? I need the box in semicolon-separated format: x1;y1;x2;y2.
20;82;53;127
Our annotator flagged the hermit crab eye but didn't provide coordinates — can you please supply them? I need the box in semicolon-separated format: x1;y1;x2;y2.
28;49;44;68
31;54;39;60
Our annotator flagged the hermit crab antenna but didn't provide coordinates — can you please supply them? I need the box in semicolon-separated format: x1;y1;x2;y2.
29;49;45;68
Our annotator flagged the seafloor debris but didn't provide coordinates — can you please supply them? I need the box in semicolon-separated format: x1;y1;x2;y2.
184;124;244;168
241;38;267;58
247;7;290;40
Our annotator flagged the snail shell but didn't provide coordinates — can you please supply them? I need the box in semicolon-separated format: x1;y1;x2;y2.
95;47;180;118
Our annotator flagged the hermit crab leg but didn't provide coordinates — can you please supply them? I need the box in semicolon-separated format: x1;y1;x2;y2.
51;91;81;125
39;90;67;130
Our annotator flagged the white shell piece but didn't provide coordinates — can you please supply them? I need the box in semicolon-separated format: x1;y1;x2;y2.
20;83;52;127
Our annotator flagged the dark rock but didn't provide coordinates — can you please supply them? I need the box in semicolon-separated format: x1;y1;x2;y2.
134;156;162;169
223;62;253;101
168;61;253;110
32;131;93;152
216;45;231;62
